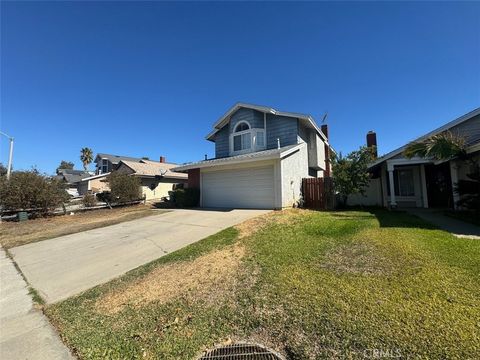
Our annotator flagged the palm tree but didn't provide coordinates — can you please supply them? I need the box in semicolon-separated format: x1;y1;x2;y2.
80;147;93;171
403;131;466;161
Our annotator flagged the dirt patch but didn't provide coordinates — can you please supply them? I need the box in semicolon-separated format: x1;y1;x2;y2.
321;242;394;276
96;244;246;314
0;205;160;249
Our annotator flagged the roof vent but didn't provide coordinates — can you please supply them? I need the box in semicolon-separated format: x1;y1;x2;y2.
198;343;285;360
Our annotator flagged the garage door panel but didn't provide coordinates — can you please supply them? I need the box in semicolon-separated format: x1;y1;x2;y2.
202;166;275;209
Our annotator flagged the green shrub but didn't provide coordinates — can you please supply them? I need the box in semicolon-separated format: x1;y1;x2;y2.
82;193;97;208
0;170;69;214
107;172;142;203
171;188;200;207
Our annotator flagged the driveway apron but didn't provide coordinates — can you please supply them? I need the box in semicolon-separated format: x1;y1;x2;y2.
9;209;269;304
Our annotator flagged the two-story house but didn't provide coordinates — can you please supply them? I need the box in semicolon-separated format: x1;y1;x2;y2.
173;103;333;209
94;153;147;174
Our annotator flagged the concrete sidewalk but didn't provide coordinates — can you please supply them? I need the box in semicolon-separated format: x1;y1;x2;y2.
408;209;480;239
0;249;74;360
10;209;269;304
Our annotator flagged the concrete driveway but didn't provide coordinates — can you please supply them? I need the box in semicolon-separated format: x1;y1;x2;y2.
10;209;269;304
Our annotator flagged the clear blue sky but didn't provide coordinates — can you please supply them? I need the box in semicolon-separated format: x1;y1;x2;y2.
1;1;479;174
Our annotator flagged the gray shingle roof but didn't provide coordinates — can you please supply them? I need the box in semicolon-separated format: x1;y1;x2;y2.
55;169;91;184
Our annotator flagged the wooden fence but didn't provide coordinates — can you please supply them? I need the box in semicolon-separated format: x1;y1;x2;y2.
302;177;335;210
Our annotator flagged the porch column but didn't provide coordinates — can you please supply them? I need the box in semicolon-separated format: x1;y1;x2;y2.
449;161;459;209
420;164;428;208
387;162;397;208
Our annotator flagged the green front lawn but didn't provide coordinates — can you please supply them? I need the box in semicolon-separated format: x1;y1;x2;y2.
46;210;480;359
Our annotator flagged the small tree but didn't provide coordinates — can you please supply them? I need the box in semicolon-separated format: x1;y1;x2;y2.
332;146;375;206
56;160;75;174
107;172;142;203
0;170;69;214
80;147;94;171
0;163;7;176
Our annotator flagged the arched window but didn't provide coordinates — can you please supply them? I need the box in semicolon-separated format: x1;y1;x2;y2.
234;122;250;132
233;121;252;151
230;120;265;154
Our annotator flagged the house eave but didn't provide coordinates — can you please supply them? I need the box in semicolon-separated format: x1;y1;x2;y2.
80;173;111;182
173;144;303;172
205;102;330;144
369;107;480;168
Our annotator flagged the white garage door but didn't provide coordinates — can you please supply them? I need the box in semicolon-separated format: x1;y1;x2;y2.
202;166;275;209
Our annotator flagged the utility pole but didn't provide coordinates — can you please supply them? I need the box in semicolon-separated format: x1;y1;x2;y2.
0;131;14;180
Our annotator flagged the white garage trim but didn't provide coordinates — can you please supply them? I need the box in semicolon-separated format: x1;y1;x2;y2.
200;160;279;209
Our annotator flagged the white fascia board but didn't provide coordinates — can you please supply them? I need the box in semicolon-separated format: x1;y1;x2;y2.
385;158;433;171
172;145;302;172
80;172;111;182
173;154;280;172
279;143;303;158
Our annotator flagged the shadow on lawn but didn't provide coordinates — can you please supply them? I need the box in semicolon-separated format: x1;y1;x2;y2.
330;209;438;230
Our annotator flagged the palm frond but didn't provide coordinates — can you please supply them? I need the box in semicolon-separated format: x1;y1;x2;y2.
403;131;466;161
404;141;428;159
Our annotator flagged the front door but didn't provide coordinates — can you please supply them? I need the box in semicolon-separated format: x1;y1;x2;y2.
425;163;453;208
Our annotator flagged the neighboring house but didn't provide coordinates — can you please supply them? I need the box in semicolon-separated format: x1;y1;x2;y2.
94;153;146;174
173;103;333;209
77;173;111;195
349;108;480;209
116;159;187;201
55;169;91;196
79;157;187;200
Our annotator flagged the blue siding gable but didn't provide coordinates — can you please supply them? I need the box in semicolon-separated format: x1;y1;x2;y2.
266;114;298;149
215;108;265;158
229;108;264;132
214;126;229;158
213;108;300;158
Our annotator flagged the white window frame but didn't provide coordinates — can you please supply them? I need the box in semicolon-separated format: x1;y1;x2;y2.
229;120;266;156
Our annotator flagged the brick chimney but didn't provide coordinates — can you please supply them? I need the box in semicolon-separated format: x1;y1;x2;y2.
159;156;166;163
366;131;377;158
321;124;329;139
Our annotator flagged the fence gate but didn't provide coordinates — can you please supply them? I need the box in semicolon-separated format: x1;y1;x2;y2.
302;177;334;210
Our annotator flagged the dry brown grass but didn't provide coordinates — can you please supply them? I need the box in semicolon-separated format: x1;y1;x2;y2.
96;243;246;314
0;205;161;249
94;210;297;315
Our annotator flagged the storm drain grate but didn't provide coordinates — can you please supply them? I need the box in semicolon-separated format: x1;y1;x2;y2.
198;343;285;360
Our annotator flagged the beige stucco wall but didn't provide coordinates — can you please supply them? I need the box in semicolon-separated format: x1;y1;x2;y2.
140;178;187;201
78;177;110;195
347;178;383;206
90;177;110;193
